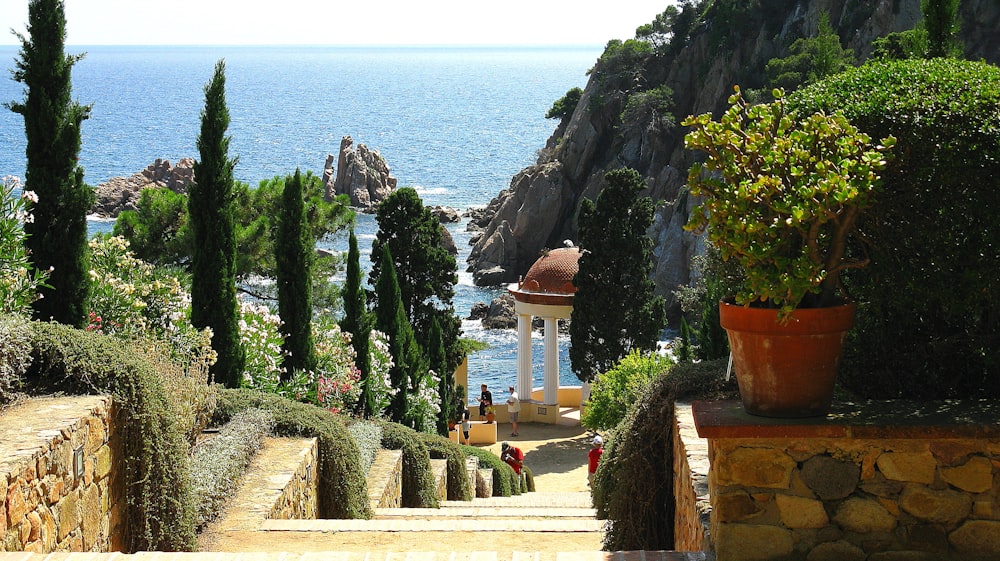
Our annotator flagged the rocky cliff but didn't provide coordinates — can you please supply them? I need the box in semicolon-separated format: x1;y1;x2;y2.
91;158;195;217
323;135;397;211
467;0;1000;312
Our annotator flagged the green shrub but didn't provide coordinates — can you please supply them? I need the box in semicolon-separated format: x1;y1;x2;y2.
348;421;383;473
790;58;1000;399
27;321;198;551
593;358;736;551
460;445;519;497
583;350;674;432
0;314;32;406
191;408;274;528
134;338;218;446
376;420;439;507
212;388;372;519
418;432;474;501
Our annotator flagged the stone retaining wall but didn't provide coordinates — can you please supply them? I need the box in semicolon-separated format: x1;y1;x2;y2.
367;450;402;510
430;459;448;502
672;404;711;553
266;439;319;520
0;396;121;553
694;400;1000;561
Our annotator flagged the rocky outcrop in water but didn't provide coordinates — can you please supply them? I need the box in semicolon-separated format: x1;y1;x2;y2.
323;135;396;211
91;158;195;217
466;0;1000;315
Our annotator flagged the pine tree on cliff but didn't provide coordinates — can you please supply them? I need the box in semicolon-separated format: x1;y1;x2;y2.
570;168;667;383
374;244;427;428
8;0;94;327
189;59;245;388
276;168;316;376
371;187;462;374
341;228;375;416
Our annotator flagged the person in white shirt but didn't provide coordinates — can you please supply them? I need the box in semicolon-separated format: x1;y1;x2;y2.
506;385;521;436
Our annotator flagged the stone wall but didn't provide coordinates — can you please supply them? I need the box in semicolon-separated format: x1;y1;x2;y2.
430;459;448;502
367;450;402;510
672;404;711;553
266;439;319;520
694;400;1000;561
0;396;121;553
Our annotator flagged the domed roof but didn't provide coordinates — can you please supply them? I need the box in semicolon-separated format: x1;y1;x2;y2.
518;247;582;295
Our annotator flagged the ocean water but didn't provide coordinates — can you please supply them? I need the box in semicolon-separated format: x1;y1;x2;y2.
0;45;602;401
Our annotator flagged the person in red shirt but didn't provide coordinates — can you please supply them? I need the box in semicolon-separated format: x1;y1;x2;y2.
501;442;524;475
588;435;604;486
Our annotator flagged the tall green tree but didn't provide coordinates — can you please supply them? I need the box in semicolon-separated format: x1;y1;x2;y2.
428;316;450;435
189;59;244;388
922;0;961;58
373;244;427;428
570;168;667;383
340;228;374;416
371;187;462;373
276;168;316;376
8;0;93;326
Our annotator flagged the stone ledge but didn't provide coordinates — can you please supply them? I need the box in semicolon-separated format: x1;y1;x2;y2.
693;399;1000;439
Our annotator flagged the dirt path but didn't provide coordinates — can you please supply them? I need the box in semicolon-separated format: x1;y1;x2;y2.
197;422;602;554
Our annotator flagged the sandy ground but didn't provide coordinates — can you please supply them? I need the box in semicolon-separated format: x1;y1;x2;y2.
196;422;602;554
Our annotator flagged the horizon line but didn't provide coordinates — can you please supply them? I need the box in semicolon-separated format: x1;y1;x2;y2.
0;42;607;49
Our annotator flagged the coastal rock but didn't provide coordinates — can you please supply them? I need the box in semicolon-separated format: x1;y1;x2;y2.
439;224;458;256
431;205;461;223
467;301;489;320
323;135;397;210
481;293;516;330
465;0;1000;315
91;158;195;218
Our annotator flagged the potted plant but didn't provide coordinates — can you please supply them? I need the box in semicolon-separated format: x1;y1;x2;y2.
682;86;895;417
485;405;496;424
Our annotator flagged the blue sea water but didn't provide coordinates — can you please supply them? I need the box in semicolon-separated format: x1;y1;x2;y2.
0;45;603;401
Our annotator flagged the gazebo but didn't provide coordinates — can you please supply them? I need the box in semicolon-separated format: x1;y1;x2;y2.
507;246;582;415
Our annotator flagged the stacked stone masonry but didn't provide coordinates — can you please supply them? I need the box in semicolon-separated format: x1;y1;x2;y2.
694;400;1000;561
672;404;711;554
264;438;319;521
0;396;121;553
366;449;403;510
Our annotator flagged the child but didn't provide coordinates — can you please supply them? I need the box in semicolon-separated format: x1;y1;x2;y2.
461;408;471;445
588;435;604;486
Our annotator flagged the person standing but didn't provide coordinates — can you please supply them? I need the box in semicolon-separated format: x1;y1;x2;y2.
588;435;604;486
506;385;521;436
477;383;492;420
461;407;472;445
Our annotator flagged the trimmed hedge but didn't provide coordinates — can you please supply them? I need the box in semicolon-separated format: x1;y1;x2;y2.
0;314;32;407
375;420;439;508
417;432;474;501
212;388;372;519
27;321;198;552
790;58;1000;399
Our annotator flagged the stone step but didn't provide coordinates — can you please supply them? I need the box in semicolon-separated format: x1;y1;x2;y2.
260;518;604;532
444;492;592;509
376;507;597;519
0;552;710;561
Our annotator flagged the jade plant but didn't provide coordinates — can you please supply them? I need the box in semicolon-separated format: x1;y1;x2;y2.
682;86;895;318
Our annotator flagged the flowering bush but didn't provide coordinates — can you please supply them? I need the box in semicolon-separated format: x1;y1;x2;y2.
366;329;395;415
87;235;214;368
237;299;287;392
312;316;360;414
0;175;49;315
406;368;441;433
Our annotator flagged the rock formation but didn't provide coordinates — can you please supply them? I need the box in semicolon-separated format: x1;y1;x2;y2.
323;136;396;211
91;158;195;217
466;0;1000;315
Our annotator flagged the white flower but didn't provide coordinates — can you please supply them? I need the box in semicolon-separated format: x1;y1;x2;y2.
21;190;38;203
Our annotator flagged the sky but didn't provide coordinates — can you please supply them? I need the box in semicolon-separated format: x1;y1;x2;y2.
1;1;676;46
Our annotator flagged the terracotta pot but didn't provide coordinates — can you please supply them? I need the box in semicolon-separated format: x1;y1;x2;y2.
720;299;856;418
485;412;495;424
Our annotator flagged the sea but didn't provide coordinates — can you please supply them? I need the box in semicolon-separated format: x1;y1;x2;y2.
0;44;604;402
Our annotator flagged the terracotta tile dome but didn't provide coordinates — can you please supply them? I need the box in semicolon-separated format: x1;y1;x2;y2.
518;247;581;295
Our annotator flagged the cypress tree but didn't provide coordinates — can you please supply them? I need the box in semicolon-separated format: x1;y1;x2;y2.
189;59;244;388
428;316;451;435
922;0;961;58
570;168;667;383
371;188;462;373
276;169;316;376
373;244;427;428
8;0;94;327
340;228;374;416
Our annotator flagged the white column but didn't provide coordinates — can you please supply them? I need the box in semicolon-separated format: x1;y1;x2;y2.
517;313;533;401
543;316;559;405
